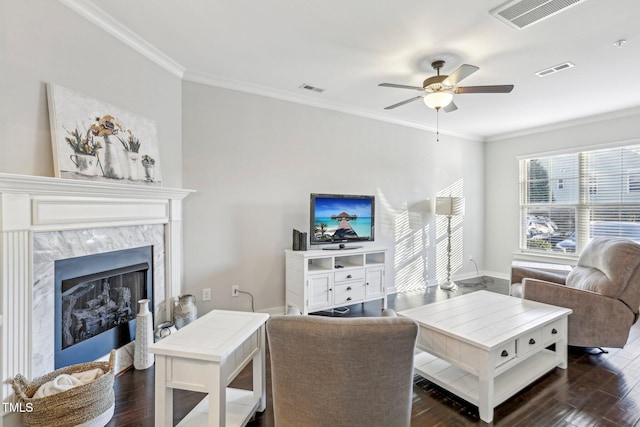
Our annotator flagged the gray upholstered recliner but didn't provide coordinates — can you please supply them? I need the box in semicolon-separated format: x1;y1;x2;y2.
511;237;640;348
266;312;418;427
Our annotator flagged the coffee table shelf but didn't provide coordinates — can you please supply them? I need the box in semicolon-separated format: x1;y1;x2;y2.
414;348;559;408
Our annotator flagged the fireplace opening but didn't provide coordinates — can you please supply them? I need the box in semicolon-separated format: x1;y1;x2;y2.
55;246;153;368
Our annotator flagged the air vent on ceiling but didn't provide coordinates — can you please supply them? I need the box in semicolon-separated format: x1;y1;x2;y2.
535;61;575;77
490;0;586;30
299;83;325;93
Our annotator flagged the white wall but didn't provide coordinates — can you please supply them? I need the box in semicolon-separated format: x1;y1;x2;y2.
0;0;183;186
182;81;485;313
484;109;640;276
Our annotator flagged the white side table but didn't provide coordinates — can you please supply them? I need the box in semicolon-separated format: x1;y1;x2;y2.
149;310;269;427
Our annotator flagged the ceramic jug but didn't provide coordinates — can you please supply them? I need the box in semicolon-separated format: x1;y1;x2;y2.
173;294;197;329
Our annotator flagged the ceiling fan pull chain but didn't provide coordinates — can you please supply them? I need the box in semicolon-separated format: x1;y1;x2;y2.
436;108;440;143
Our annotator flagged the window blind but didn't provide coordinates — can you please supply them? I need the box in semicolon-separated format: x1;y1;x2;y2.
519;144;640;254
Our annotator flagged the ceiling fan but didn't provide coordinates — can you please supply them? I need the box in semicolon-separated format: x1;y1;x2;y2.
379;60;514;112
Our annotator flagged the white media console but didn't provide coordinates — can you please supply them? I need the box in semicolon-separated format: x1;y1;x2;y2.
285;246;387;314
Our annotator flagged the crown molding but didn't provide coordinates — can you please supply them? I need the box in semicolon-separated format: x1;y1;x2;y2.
487;105;640;142
57;0;185;78
183;70;482;142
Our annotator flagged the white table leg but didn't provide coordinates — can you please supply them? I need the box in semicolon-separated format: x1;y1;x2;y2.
477;352;495;423
557;317;569;369
208;365;225;427
154;356;173;427
253;325;266;411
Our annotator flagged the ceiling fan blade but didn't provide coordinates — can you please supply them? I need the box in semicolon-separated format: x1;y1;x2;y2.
384;96;424;110
379;83;424;91
454;85;514;94
443;101;458;113
445;64;479;86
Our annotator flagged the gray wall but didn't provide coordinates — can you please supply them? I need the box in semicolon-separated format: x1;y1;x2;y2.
0;0;183;186
484;109;640;276
182;81;485;313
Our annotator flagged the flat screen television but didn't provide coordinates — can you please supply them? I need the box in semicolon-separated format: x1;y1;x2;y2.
310;193;375;247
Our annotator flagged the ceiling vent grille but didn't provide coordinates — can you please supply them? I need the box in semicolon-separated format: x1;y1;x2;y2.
299;83;325;93
535;61;575;77
490;0;585;30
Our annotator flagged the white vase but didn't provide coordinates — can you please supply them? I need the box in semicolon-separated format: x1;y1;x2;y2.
134;299;154;370
127;152;140;180
103;135;124;179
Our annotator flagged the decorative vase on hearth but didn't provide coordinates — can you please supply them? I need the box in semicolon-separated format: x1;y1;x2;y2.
173;294;197;329
134;299;154;370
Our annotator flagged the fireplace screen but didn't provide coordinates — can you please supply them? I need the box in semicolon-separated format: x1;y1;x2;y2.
61;263;147;350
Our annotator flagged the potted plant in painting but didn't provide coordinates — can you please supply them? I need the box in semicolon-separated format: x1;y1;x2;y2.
118;130;142;180
64;127;102;176
141;155;155;182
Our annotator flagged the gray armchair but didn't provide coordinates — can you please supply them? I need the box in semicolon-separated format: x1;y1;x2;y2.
512;237;640;348
266;313;418;427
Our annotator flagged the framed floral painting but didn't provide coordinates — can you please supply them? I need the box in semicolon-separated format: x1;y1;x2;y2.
47;83;162;186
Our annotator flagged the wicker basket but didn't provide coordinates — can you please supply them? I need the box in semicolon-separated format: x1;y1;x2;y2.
12;350;116;427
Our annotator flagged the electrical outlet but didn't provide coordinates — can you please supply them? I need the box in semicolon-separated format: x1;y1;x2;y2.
469;255;474;262
202;288;211;301
232;285;239;297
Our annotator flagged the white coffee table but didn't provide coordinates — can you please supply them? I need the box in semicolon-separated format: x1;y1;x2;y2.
399;290;571;423
149;310;269;427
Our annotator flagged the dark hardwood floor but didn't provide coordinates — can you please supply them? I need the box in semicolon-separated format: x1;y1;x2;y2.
108;277;640;426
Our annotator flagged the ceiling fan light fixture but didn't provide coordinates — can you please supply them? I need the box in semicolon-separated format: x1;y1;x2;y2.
424;92;453;110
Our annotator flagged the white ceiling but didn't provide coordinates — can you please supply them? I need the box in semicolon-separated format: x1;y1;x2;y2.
81;0;640;141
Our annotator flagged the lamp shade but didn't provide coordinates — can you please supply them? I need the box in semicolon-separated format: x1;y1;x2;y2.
435;196;465;216
424;92;454;110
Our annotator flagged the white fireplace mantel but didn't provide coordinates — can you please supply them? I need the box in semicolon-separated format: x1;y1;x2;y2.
0;173;193;231
0;173;194;409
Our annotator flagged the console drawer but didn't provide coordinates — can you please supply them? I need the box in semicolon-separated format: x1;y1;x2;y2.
334;269;365;283
517;328;543;356
334;283;365;304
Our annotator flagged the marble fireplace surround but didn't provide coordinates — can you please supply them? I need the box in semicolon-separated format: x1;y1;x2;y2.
0;173;192;405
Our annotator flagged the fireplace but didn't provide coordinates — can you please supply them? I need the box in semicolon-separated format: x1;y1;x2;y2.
0;173;191;408
55;246;153;368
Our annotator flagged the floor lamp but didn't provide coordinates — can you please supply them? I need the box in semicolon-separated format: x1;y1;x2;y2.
436;196;465;291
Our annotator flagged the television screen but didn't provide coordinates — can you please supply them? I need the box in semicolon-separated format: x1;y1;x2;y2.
310;194;374;245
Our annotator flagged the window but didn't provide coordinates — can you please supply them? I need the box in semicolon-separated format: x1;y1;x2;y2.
519;143;640;254
628;170;640;193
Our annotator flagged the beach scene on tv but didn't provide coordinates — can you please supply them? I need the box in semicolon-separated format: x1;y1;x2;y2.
313;197;373;242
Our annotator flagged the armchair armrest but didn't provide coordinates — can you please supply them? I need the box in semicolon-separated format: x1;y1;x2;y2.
523;278;636;348
511;266;568;286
